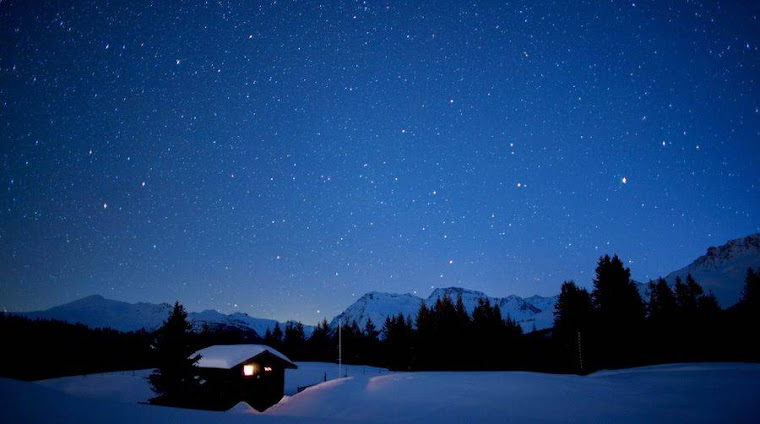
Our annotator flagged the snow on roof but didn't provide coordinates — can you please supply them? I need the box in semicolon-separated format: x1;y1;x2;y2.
192;344;296;369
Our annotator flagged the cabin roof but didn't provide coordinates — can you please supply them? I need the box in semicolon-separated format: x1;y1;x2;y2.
192;344;297;369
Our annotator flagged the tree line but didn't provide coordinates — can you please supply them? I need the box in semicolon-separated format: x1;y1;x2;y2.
553;255;759;372
3;254;758;401
271;255;760;374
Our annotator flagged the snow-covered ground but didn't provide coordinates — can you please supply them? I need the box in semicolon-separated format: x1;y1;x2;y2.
1;362;757;423
36;369;155;404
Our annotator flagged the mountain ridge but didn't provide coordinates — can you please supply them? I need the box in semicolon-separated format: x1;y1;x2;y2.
11;233;759;335
664;233;760;307
18;295;296;337
329;287;557;333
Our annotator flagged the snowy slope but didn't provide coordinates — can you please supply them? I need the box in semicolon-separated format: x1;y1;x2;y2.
428;287;558;332
36;369;155;404
328;292;422;330
18;295;293;336
331;231;760;335
5;362;759;423
21;295;172;332
332;287;558;334
664;233;760;307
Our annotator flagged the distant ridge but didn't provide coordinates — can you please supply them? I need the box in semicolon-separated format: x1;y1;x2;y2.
18;295;301;336
13;234;759;334
330;287;557;333
664;233;760;307
331;233;760;333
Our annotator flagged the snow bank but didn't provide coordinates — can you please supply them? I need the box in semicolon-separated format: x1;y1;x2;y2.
36;369;155;404
7;362;758;423
283;362;387;395
269;363;760;423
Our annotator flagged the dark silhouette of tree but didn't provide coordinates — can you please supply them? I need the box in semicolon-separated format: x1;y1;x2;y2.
414;301;434;369
382;313;413;370
470;298;522;369
740;268;760;308
591;255;645;322
553;281;593;372
0;314;152;381
724;268;760;361
339;320;365;364
282;321;306;360
590;255;645;368
644;278;679;363
674;274;704;316
307;318;332;361
264;322;283;350
149;302;201;407
647;278;677;322
364;317;379;341
471;298;500;369
363;318;380;364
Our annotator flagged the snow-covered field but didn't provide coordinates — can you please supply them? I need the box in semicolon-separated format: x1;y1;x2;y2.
1;362;758;423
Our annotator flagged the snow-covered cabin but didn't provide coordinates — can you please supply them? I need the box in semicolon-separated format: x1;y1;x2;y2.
191;344;297;411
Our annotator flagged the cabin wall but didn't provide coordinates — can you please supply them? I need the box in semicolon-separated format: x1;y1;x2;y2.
197;356;290;411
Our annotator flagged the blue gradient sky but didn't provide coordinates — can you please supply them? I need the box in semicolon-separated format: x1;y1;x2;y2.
2;1;759;323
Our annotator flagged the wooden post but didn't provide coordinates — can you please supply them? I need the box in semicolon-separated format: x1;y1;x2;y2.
338;318;342;378
577;331;584;372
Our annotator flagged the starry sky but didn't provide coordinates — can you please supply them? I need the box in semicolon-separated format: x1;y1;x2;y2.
1;1;759;324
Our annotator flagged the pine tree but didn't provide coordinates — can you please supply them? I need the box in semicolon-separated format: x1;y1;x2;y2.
265;322;283;349
414;302;434;369
675;274;704;316
644;278;679;362
590;255;645;368
283;321;306;360
472;298;499;369
363;318;380;365
381;313;413;371
591;255;645;323
740;268;760;308
149;302;201;406
307;318;331;361
364;317;379;341
647;278;677;322
734;268;760;360
554;281;593;336
554;281;594;372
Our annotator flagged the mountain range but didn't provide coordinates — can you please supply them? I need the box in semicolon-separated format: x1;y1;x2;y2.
664;233;760;307
329;288;556;333
13;233;759;335
20;295;287;336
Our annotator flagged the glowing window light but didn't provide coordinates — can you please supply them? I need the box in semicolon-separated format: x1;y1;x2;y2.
264;366;273;372
243;364;255;376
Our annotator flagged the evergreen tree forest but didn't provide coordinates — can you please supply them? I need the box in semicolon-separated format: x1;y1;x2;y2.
148;302;202;406
2;257;758;383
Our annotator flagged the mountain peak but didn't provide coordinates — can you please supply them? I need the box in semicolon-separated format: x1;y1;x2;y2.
428;287;488;299
694;233;760;270
333;287;557;334
665;233;760;307
16;295;301;336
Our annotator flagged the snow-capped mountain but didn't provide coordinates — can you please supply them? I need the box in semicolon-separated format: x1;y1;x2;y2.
328;292;423;330
21;295;172;332
18;295;293;336
16;234;759;335
664;233;760;307
330;234;760;333
330;287;558;334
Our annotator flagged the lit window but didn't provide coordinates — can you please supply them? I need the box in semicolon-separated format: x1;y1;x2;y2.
264;366;272;372
243;365;255;376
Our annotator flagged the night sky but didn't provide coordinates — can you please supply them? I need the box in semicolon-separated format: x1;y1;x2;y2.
1;1;759;324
